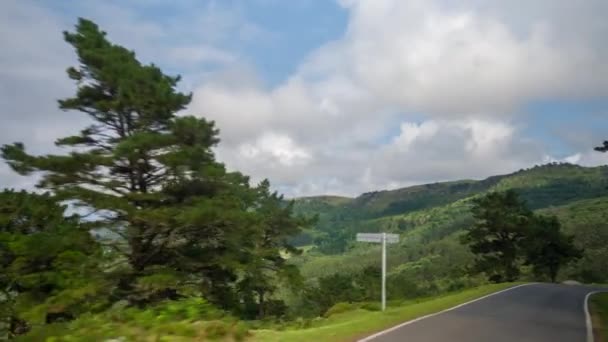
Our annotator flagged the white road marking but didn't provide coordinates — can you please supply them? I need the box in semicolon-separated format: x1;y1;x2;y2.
585;290;604;342
358;283;537;342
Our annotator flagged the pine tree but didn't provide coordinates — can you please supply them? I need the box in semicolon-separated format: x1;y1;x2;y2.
2;18;213;298
461;191;532;282
1;18;306;313
594;141;608;152
2;19;304;312
235;180;306;318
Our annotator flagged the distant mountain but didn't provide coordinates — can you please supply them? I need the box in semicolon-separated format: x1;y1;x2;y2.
295;163;608;220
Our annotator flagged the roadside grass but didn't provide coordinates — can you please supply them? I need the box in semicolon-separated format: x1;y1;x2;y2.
590;292;608;342
252;282;521;342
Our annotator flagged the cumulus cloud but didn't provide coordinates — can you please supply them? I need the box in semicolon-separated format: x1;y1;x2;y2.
294;0;608;119
1;0;607;196
191;0;608;196
0;0;261;189
238;133;312;167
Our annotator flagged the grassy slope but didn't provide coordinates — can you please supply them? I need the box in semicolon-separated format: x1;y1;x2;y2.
590;292;608;342
252;283;520;342
292;164;608;281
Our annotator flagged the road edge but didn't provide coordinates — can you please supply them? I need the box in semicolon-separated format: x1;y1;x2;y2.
357;283;536;342
586;290;607;342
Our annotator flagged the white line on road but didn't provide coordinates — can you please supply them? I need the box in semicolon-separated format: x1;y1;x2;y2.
358;283;537;342
585;290;605;342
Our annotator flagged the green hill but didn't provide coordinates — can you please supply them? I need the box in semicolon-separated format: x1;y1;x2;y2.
290;163;608;290
294;163;608;218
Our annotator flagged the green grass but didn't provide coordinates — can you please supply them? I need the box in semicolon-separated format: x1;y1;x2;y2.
590;292;608;342
251;283;521;342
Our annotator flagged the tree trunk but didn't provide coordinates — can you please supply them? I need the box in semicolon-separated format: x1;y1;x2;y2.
257;290;265;319
550;266;558;283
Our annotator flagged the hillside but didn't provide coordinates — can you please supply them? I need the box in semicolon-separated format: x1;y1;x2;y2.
295;163;608;217
293;163;608;241
290;163;608;290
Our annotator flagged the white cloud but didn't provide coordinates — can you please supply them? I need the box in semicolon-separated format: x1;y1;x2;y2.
1;0;606;197
237;133;311;167
547;151;608;167
311;0;607;116
392;121;439;151
190;0;608;196
0;0;260;190
462;119;514;156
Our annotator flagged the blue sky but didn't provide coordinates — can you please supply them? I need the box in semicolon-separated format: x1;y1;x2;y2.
38;0;348;86
1;0;607;196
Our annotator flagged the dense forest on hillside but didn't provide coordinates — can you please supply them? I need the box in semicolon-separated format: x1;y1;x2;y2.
289;163;608;302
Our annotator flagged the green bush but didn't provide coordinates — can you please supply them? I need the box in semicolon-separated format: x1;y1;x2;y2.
360;302;381;311
324;302;358;317
155;297;221;322
293;317;313;329
233;321;250;341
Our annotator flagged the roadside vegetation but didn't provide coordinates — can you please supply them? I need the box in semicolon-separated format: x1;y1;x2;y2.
252;283;518;342
1;17;607;341
590;292;608;342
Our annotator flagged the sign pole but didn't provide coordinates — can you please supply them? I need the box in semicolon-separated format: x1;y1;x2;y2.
356;232;398;312
381;232;386;311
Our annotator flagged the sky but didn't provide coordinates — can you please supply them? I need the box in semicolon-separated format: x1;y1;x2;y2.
1;0;607;198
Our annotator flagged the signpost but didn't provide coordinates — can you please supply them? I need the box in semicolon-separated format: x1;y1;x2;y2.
356;232;399;311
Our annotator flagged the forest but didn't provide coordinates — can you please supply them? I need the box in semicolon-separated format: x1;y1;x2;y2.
1;19;607;341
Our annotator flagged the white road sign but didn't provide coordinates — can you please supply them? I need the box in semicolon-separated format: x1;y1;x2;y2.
355;232;400;311
356;233;399;244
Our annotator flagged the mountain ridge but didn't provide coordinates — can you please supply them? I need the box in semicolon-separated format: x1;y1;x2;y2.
293;163;608;217
289;162;608;285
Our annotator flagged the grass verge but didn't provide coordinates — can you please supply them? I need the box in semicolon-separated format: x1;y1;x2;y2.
252;282;522;342
590;292;608;342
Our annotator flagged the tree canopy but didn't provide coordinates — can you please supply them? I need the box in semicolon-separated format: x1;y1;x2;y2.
0;190;103;337
1;18;309;331
462;190;581;283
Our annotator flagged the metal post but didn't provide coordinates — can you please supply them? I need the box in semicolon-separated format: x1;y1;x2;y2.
382;232;386;311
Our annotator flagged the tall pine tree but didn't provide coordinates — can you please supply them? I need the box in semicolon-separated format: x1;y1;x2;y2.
2;19;306;313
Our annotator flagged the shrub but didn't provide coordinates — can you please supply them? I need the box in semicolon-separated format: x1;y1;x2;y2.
294;317;312;329
360;302;381;311
154;297;222;322
324;302;358;317
233;322;250;341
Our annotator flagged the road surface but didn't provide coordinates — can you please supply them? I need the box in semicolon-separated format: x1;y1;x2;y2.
360;283;604;342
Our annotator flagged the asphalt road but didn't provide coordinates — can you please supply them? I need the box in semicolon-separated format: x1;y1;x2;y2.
361;283;603;342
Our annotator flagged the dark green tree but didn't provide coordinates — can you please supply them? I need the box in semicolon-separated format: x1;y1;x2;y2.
2;18;215;302
594;141;608;152
304;273;361;315
0;190;103;337
524;215;582;282
461;191;532;283
570;223;608;283
233;180;308;318
355;266;381;300
1;18;306;315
